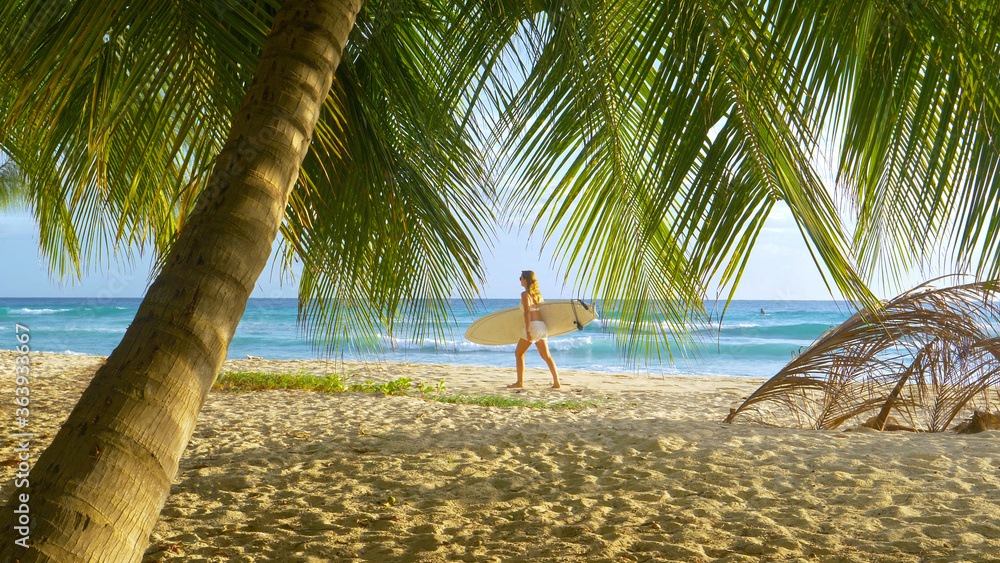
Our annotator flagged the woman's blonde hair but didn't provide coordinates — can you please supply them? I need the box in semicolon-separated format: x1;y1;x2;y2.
521;270;543;304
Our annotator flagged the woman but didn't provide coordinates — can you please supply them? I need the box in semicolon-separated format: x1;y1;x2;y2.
509;270;561;389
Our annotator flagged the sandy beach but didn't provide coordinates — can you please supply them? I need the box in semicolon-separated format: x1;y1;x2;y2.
4;352;1000;562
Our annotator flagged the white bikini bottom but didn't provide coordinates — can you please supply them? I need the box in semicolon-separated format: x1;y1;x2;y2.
522;320;548;341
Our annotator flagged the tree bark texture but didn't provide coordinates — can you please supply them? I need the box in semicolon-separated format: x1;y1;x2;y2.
0;0;363;560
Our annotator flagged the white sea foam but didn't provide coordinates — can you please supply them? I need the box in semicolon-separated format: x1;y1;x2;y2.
61;326;127;334
9;308;72;315
601;318;720;333
376;333;598;353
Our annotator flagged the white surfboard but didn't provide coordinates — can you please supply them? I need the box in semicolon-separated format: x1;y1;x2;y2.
464;299;598;346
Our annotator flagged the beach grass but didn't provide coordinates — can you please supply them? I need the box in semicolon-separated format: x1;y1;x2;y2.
214;371;599;409
214;371;411;395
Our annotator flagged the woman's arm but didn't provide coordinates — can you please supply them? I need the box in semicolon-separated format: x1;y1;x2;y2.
521;292;532;341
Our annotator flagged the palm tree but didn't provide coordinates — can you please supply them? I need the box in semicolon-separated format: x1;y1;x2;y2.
0;0;369;559
1;0;997;560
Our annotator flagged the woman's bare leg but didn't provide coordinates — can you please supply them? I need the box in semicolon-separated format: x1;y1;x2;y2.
535;339;560;388
510;338;531;388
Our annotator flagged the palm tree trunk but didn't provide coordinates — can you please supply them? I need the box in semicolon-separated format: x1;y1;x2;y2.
0;0;363;560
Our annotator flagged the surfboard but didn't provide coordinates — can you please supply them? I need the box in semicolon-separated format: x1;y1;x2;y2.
464;299;598;346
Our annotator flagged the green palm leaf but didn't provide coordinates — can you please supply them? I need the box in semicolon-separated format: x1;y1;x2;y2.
836;1;1000;284
280;0;495;355
0;0;275;276
465;0;880;361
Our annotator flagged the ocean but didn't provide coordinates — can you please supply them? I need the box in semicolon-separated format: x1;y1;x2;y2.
0;298;853;378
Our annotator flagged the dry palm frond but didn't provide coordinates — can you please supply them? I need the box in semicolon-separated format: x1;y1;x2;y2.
725;280;1000;432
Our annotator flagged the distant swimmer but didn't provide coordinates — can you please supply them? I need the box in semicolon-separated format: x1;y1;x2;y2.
760;308;766;315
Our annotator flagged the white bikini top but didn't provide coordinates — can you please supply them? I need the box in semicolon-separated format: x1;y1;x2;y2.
520;297;541;312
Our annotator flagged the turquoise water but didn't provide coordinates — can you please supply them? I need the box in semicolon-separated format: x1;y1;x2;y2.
0;298;852;378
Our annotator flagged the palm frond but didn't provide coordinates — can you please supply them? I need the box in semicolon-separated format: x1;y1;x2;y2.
726;279;1000;431
281;0;494;357
0;156;28;211
0;0;277;277
836;1;1000;287
469;0;883;362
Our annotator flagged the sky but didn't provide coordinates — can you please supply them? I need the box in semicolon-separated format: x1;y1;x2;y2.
0;204;842;300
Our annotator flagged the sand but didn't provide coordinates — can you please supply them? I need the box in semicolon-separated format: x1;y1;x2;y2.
3;351;1000;562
